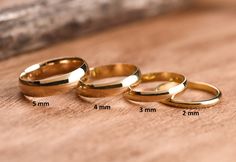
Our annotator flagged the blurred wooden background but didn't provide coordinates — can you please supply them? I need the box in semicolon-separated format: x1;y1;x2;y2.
0;0;236;162
0;0;188;59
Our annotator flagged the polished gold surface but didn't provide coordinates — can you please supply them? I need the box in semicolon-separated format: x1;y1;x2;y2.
19;57;88;97
160;81;222;108
123;72;187;102
77;64;141;97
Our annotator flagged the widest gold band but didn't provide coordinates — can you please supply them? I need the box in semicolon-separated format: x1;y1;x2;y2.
19;57;88;97
123;72;187;102
160;81;222;108
77;64;141;97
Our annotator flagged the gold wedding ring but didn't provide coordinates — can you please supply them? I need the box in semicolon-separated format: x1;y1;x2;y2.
19;57;88;97
124;72;187;102
160;81;222;108
77;64;141;97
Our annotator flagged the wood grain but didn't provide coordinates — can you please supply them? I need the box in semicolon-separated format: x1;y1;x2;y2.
1;2;236;162
0;0;189;59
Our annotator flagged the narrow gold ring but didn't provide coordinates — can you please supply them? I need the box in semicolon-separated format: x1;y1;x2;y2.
160;81;222;108
77;64;141;97
19;57;89;97
123;72;187;102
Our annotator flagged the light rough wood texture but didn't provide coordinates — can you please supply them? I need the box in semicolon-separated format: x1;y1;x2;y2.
1;1;236;162
0;0;189;59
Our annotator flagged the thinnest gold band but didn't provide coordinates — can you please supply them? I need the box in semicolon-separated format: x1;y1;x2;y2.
160;81;222;108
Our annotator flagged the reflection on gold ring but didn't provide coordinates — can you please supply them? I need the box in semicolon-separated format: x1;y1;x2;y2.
19;57;89;97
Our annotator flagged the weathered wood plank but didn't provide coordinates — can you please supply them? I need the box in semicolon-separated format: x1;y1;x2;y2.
0;0;189;59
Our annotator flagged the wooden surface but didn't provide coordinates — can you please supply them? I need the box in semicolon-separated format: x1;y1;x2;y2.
0;0;188;59
1;2;236;162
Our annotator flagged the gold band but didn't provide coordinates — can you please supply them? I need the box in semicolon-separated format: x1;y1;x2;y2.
77;64;141;97
19;57;88;97
123;72;187;102
160;81;222;108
